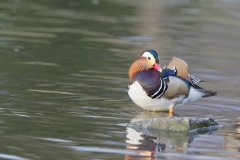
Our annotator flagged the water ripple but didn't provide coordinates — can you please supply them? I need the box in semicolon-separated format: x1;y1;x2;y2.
0;154;29;160
66;146;138;155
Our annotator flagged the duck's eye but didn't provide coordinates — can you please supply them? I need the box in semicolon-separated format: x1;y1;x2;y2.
148;57;151;60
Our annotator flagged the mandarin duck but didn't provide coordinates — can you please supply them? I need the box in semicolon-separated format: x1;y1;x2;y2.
128;49;216;112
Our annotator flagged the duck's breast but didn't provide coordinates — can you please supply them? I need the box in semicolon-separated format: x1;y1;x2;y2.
131;69;164;98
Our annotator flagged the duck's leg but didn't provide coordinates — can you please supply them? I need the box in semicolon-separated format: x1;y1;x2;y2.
168;105;174;117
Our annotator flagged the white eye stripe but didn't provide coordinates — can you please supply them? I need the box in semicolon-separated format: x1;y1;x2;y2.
142;52;155;61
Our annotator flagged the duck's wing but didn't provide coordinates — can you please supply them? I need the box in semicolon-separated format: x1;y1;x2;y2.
189;74;204;84
156;60;191;99
167;57;190;81
167;57;203;85
162;76;190;99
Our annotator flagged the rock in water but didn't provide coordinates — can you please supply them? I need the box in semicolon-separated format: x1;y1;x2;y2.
128;117;219;133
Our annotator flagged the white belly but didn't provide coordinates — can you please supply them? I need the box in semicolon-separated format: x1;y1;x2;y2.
128;81;185;111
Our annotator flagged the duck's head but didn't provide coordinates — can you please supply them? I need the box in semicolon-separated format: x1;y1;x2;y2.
129;49;161;80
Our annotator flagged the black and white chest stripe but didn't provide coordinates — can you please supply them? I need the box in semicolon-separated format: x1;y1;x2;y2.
150;78;168;99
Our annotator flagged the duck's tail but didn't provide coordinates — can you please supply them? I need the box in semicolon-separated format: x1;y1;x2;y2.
200;89;217;98
188;85;217;101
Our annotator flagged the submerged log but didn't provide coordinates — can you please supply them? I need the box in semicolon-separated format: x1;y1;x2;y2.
128;117;219;133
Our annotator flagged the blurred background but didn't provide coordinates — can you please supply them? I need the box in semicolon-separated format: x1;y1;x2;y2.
0;0;239;160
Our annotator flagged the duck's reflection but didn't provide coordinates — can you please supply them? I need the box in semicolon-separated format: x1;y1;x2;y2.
126;127;173;155
125;112;217;159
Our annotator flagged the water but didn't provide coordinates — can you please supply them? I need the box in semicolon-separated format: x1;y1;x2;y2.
0;0;239;159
